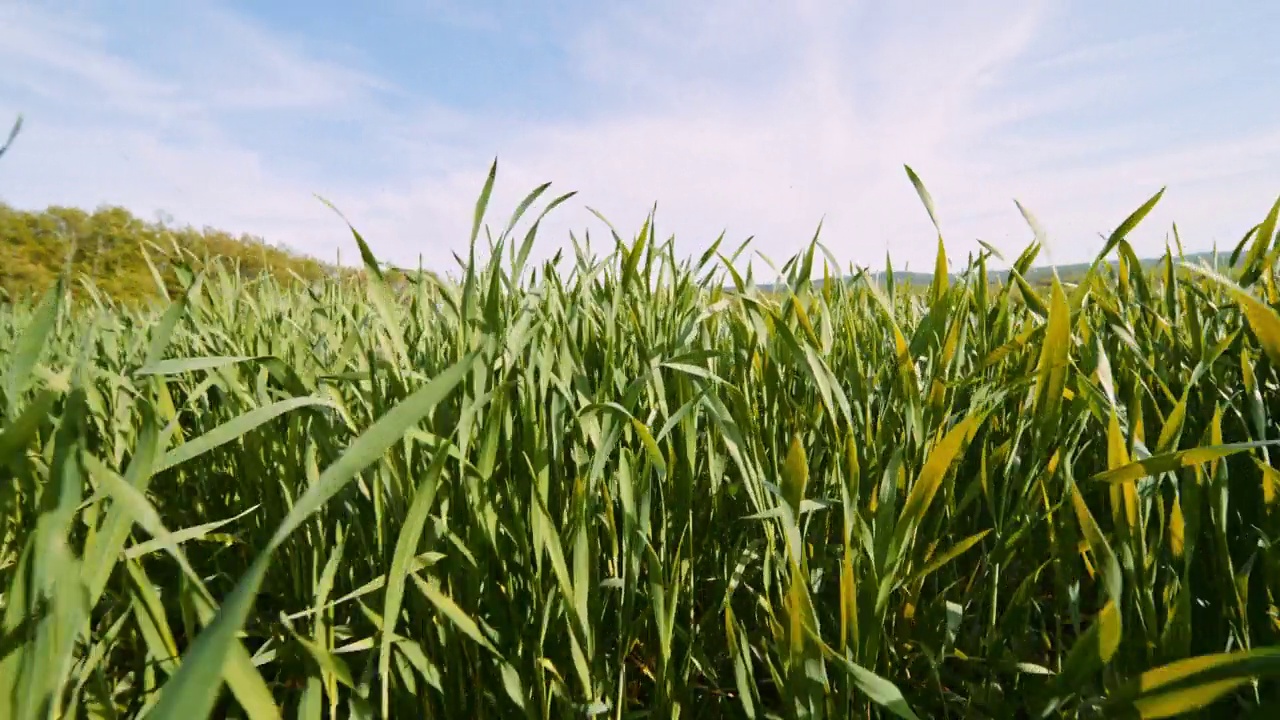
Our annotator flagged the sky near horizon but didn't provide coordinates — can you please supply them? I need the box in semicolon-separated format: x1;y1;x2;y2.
1;0;1278;276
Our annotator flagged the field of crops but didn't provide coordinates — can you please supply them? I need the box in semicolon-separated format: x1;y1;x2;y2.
4;167;1280;718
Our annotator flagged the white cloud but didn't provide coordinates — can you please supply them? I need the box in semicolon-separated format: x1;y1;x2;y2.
1;0;1277;281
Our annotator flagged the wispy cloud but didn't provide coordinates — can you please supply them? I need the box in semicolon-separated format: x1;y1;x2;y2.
1;0;1277;277
0;5;189;119
146;5;395;113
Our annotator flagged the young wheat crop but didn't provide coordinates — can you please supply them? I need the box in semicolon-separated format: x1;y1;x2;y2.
3;165;1280;718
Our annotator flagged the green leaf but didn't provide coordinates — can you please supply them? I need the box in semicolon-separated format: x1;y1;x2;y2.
1238;194;1280;286
378;442;451;716
314;196;410;366
473;159;499;247
288;631;354;689
124;505;259;559
4;277;63;414
1098;188;1166;260
155;396;334;474
814;630;921;720
408;574;501;657
904;165;941;234
1015;199;1049;248
143;274;203;368
0;390;58;466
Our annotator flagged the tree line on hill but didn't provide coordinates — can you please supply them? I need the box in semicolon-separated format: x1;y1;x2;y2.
0;202;343;304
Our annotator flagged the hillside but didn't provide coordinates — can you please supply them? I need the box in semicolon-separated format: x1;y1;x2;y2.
0;202;342;304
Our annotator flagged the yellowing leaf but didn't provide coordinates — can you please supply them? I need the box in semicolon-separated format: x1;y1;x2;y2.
781;434;809;516
1169;495;1185;561
1256;458;1280;514
1132;678;1250;718
1091;440;1280;485
907;530;991;586
1072;484;1122;602
1033;275;1070;428
895;415;981;539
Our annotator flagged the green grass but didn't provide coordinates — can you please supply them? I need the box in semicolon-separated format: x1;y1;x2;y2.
4;163;1280;718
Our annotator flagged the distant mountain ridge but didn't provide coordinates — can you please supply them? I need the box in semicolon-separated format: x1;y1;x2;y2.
755;249;1239;291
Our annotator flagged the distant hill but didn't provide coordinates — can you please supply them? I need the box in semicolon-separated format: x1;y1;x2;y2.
888;250;1233;284
0;202;344;304
752;249;1240;293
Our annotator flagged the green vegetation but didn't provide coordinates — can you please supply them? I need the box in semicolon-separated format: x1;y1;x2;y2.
4;162;1280;719
0;202;343;305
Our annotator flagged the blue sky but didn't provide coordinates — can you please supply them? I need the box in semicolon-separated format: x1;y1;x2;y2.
2;0;1278;274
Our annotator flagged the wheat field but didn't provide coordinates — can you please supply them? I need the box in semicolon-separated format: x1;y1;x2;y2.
4;166;1280;718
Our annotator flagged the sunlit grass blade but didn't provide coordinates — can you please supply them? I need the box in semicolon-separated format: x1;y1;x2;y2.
1102;646;1280;719
4;276;63;414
